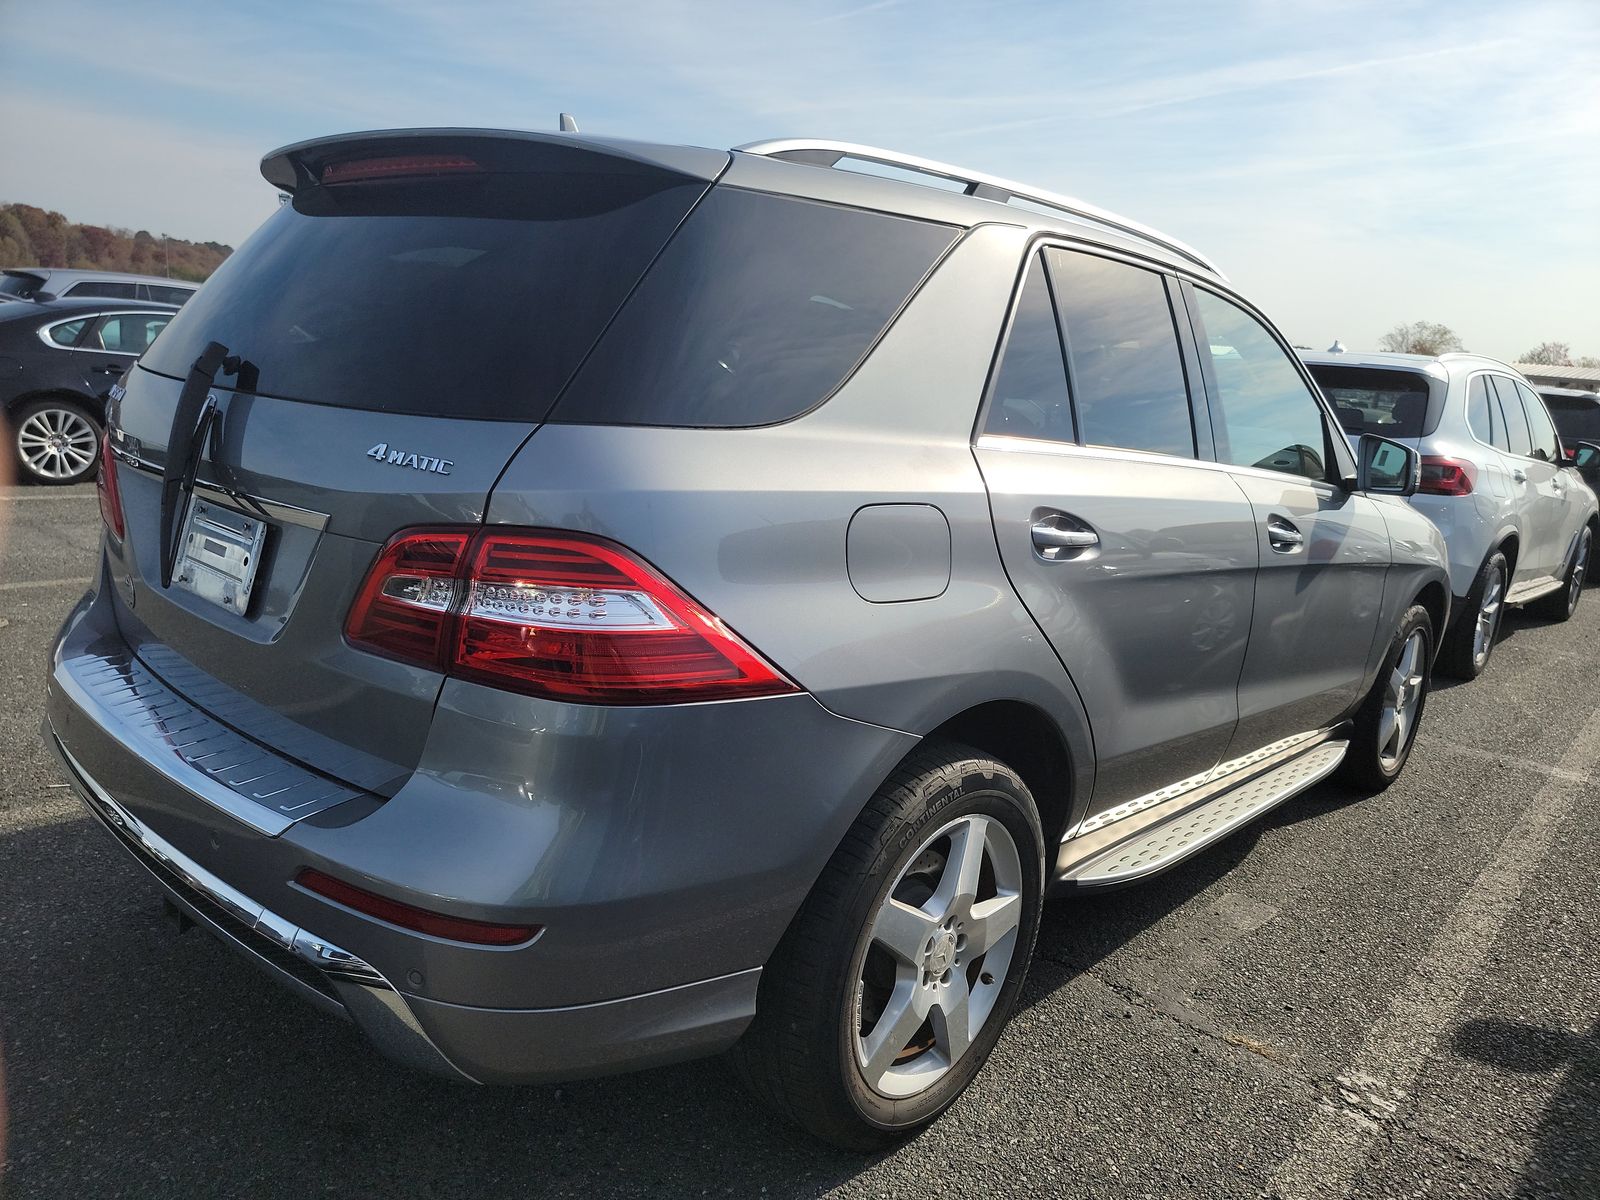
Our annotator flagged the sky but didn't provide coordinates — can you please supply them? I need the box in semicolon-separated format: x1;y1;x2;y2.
0;0;1596;360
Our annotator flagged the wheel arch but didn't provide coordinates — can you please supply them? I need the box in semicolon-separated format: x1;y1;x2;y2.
5;387;105;420
1413;578;1449;654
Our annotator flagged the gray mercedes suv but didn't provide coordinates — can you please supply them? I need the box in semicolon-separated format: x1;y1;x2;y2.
45;128;1450;1149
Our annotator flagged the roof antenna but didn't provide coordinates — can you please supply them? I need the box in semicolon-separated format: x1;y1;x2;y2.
559;112;579;133
1327;339;1347;354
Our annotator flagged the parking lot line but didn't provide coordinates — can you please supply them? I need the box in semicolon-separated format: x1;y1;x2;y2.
0;492;99;501
1267;705;1600;1199
0;577;91;593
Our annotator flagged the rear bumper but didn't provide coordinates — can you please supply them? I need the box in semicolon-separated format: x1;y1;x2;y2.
46;573;915;1083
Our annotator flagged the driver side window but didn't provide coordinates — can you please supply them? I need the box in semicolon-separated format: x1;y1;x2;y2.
1192;288;1329;482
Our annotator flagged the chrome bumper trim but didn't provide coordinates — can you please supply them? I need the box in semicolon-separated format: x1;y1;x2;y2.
52;733;477;1083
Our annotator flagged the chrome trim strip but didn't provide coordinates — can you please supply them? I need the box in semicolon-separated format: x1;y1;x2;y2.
113;455;330;532
36;309;176;354
736;138;1225;278
53;734;478;1083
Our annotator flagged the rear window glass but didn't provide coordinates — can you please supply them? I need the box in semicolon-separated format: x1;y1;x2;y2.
549;189;956;427
1488;376;1533;456
1306;365;1432;437
141;166;710;419
0;274;38;297
1546;397;1600;442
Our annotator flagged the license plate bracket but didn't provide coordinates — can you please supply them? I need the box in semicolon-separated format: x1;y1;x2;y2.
172;497;267;615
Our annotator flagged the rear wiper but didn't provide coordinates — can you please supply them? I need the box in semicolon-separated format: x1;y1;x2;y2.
158;341;235;588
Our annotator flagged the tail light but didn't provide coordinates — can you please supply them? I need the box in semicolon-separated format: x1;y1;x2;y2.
295;868;538;946
96;435;124;539
345;528;798;704
1419;455;1475;496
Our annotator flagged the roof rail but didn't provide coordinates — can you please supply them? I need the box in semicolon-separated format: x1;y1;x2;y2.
735;138;1224;279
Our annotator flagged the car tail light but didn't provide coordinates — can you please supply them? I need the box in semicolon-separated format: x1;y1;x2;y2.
1419;455;1476;496
295;868;539;946
96;435;124;540
345;528;798;704
320;155;483;185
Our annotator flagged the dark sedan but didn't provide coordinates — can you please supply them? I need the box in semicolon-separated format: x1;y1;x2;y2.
1;296;177;484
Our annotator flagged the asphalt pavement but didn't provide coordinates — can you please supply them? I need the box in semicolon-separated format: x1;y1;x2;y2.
2;482;1597;1199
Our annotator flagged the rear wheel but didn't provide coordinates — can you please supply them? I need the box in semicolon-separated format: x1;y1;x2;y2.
12;398;101;485
1337;603;1432;792
1532;527;1591;622
1438;551;1506;680
734;742;1044;1150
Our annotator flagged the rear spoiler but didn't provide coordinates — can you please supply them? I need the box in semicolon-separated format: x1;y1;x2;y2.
261;128;729;195
2;269;53;302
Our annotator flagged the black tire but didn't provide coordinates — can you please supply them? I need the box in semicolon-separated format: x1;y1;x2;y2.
1531;526;1591;622
733;741;1045;1150
1337;603;1433;793
11;397;102;485
1438;550;1507;681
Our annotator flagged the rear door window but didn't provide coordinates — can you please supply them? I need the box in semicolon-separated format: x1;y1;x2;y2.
44;318;90;347
1467;375;1506;449
550;189;956;427
1191;288;1329;481
1489;376;1533;456
1306;365;1431;437
1044;248;1194;458
1516;382;1561;462
142;284;196;305
67;281;138;299
981;254;1072;442
94;313;172;355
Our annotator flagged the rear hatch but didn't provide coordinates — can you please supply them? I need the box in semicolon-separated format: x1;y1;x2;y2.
105;130;725;795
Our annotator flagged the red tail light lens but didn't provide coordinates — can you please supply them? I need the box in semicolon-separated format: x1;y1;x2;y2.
96;435;124;540
295;868;538;946
320;155;483;185
1419;456;1476;496
344;528;798;705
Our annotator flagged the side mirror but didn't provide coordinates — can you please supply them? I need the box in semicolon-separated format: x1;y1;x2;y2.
1571;441;1600;471
1358;433;1420;497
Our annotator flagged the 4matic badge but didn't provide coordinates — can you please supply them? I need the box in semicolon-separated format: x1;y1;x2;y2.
366;443;454;475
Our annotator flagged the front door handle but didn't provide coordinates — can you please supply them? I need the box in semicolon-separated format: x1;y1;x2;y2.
1512;467;1528;483
1267;515;1304;553
1031;513;1099;560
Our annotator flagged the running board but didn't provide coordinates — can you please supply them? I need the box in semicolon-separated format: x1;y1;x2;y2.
1057;741;1348;890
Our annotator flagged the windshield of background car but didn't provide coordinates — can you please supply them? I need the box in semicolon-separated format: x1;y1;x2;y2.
1305;364;1433;438
1545;397;1600;442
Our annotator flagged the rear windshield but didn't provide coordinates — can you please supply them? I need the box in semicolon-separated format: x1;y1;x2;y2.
548;188;957;427
140;166;710;419
1306;364;1433;437
1546;397;1600;442
0;273;43;298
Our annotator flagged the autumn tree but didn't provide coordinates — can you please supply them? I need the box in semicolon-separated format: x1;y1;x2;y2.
1520;341;1573;366
1378;321;1465;355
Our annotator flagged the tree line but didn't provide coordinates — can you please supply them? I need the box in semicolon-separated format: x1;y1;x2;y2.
0;203;232;283
1376;320;1598;367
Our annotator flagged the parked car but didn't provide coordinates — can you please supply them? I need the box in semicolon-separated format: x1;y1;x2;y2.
46;130;1450;1150
1537;386;1600;494
1304;351;1599;679
1;267;197;306
1;296;177;484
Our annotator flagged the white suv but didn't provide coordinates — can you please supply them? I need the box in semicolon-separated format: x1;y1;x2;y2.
1303;351;1598;679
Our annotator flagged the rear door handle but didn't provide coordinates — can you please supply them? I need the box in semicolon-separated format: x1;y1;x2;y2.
1031;513;1099;560
1266;515;1304;553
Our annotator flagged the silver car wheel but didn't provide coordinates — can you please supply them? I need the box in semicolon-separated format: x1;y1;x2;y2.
17;407;98;481
1568;533;1590;613
854;813;1023;1099
1472;566;1504;670
1378;629;1426;771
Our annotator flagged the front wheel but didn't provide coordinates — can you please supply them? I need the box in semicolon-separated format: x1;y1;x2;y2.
733;742;1045;1150
1531;526;1591;623
1337;603;1433;793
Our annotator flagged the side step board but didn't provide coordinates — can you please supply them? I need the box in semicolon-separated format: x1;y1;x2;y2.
1058;740;1348;890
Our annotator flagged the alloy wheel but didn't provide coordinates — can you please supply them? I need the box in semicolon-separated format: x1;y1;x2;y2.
1472;566;1504;670
17;407;98;481
853;814;1023;1099
1378;629;1427;771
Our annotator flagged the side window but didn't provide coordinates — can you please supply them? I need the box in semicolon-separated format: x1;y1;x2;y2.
66;281;138;299
45;318;89;347
1488;377;1532;456
93;314;168;355
1466;376;1504;448
1192;288;1328;481
982;255;1072;441
1516;382;1561;462
1045;248;1194;458
147;284;194;305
